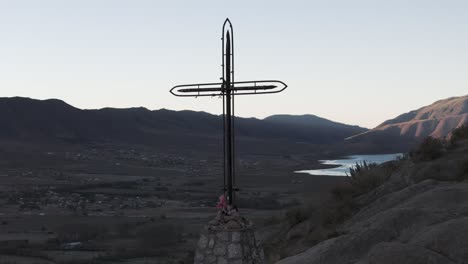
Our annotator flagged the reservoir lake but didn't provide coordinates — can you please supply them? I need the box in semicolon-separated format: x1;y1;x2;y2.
296;153;403;176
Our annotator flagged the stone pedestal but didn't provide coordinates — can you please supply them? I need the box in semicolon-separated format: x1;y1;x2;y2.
194;226;264;264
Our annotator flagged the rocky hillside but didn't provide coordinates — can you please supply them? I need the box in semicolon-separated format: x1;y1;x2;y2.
346;95;468;151
268;126;468;264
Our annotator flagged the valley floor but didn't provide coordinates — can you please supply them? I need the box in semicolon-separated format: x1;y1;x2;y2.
0;141;343;263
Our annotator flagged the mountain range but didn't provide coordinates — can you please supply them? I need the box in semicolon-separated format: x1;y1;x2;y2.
0;97;367;155
1;95;466;155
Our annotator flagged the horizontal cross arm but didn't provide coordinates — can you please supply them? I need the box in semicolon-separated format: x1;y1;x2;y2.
179;85;277;93
170;80;287;97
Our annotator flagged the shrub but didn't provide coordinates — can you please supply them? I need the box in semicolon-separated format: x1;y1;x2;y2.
456;158;468;181
398;153;410;161
450;124;468;145
321;199;355;227
285;207;309;226
325;161;394;226
410;137;444;162
331;182;355;201
346;161;387;195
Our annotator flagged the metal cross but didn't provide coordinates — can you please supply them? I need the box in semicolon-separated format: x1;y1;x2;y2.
170;18;287;206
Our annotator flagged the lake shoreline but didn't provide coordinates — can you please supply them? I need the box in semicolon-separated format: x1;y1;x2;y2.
296;153;403;176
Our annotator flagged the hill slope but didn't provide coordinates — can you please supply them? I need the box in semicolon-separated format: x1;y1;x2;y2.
346;95;468;151
273;127;468;264
265;114;366;142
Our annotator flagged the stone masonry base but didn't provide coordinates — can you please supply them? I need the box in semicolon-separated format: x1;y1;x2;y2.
194;226;264;264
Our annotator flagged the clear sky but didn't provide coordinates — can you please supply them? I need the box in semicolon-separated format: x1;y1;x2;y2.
1;0;467;128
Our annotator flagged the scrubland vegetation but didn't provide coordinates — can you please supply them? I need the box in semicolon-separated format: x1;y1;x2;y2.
263;125;468;262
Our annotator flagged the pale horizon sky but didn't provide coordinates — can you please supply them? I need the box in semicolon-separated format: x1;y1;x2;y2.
1;0;467;128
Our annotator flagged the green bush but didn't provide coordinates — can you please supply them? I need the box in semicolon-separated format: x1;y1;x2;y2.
321;199;355;227
456;158;468;181
331;182;355;201
346;161;387;195
410;137;444;162
285;207;309;226
450;124;468;145
326;161;394;225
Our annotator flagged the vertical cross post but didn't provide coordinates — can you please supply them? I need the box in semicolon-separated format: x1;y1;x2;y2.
170;18;287;208
225;30;234;205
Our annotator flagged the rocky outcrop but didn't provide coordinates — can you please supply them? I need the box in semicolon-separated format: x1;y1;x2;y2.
277;180;468;264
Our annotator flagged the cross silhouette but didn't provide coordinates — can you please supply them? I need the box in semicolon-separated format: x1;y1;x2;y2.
170;18;287;206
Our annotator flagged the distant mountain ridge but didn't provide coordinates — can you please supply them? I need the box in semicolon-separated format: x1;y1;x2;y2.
346;95;468;151
0;97;367;152
264;114;367;142
265;114;366;130
376;95;468;136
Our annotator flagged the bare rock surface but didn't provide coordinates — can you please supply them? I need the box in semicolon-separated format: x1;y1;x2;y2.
365;242;455;264
410;217;468;262
277;180;468;264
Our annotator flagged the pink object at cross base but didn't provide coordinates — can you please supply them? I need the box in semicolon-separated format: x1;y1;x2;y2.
216;194;227;210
